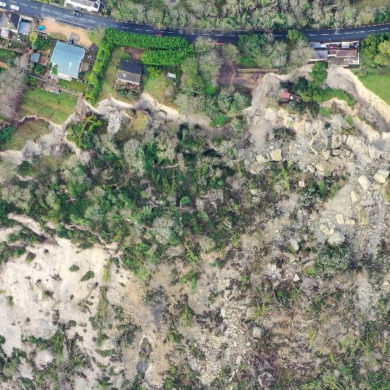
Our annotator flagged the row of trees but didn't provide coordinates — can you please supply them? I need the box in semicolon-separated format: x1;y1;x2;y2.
107;0;390;30
238;30;314;70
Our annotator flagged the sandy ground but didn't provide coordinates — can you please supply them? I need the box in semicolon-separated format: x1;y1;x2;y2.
41;18;92;48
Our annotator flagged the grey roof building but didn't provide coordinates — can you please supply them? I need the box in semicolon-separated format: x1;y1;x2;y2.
117;61;143;86
50;41;85;80
0;12;20;33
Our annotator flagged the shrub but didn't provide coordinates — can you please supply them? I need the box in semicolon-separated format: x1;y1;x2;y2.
316;244;351;274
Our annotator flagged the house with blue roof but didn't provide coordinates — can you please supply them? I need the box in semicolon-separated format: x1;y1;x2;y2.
50;41;86;80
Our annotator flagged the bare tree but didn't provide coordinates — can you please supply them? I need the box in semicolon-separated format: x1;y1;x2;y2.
0;56;27;120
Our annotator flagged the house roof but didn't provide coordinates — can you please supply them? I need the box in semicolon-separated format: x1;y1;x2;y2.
18;20;31;35
329;49;358;58
117;61;142;84
0;12;20;31
51;42;85;79
30;53;41;63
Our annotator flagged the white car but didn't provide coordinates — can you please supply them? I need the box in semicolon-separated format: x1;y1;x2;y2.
10;4;19;10
0;2;7;7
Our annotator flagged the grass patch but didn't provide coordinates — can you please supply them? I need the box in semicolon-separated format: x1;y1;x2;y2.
5;120;50;151
144;67;169;102
59;79;87;94
130;111;148;132
355;67;390;105
19;89;77;124
100;46;124;101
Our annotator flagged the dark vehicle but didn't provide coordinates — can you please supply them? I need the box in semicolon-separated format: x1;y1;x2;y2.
72;10;82;17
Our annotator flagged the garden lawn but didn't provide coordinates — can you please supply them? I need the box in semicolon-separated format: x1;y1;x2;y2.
100;47;123;100
5;120;50;151
356;67;390;105
19;89;77;124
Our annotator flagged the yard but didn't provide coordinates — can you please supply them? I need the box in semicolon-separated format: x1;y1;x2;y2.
356;67;390;105
5;119;50;151
19;89;77;124
100;46;124;101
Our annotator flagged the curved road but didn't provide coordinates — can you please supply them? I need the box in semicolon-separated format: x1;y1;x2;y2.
6;0;390;42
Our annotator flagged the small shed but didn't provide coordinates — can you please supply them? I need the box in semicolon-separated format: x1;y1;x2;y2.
117;61;143;86
30;52;41;64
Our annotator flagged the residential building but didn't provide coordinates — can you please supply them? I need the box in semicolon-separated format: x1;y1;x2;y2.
116;61;143;87
0;12;20;38
309;41;360;67
64;0;100;13
50;41;86;80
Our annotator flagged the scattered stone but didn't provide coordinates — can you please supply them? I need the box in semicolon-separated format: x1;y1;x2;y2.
307;165;315;173
331;134;343;149
320;224;334;236
315;163;325;173
289;239;299;253
328;231;345;246
358;175;370;191
270;149;282;162
357;206;368;225
298;180;305;188
350;191;360;203
256;154;266;163
252;327;263;339
373;169;389;184
249;162;262;175
321;151;330;160
293;274;300;282
331;149;342;156
335;214;344;225
345;219;355;226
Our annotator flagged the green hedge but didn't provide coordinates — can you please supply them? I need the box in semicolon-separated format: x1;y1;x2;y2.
141;46;194;66
86;29;190;104
104;28;187;50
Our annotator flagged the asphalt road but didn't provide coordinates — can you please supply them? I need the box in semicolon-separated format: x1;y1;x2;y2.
6;0;390;42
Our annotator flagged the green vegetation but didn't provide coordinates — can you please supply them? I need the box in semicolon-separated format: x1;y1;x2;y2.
356;67;390;104
107;0;390;30
0;126;16;148
59;79;88;94
0;49;18;63
4;120;50;151
316;244;352;274
67;115;103;150
143;67;170;102
19;89;77;124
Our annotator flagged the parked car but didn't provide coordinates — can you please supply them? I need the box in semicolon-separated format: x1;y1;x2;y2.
10;4;19;10
0;2;7;8
72;10;82;17
37;25;46;31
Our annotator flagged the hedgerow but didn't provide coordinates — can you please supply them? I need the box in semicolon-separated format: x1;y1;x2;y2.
86;28;191;104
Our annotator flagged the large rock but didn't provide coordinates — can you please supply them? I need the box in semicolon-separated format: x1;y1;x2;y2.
328;231;345;246
358;175;371;191
270;149;282;162
373;169;389;184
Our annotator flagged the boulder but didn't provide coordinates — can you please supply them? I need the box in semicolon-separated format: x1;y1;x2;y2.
328;231;345;246
270;149;282;162
350;191;360;203
335;214;344;225
289;239;300;253
373;169;389;184
358;175;370;191
252;327;263;339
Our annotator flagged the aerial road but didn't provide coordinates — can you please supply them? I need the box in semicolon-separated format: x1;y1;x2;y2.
5;0;390;42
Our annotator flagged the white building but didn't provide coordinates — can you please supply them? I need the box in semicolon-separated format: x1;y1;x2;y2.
64;0;100;13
